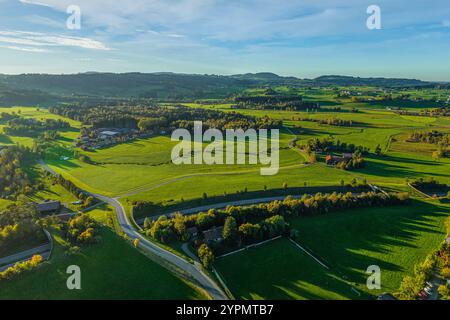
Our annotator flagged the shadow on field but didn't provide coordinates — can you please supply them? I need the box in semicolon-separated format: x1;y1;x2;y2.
361;156;450;180
0;134;13;144
289;200;448;291
216;238;365;300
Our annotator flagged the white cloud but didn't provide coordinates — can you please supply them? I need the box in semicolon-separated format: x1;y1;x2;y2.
19;0;53;8
0;31;111;50
1;45;49;52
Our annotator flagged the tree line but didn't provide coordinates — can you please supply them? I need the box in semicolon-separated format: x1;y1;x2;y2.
143;191;409;245
233;95;320;111
303;137;370;154
49;104;282;132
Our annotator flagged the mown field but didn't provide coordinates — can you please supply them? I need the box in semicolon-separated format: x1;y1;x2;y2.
0;225;207;300
289;200;450;296
1;90;450;301
216;238;361;300
216;200;450;300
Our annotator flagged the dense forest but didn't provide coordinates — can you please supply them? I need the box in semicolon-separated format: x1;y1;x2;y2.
233;95;320;111
0;73;434;104
49;105;282;132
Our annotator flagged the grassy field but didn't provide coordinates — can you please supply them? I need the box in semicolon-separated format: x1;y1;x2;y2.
288;200;450;296
0;226;207;300
0;107;80;148
215;238;364;300
2;100;450;300
215;200;449;300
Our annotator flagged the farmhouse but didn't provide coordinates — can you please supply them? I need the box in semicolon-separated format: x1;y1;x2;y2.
35;200;61;215
325;153;353;166
187;227;199;238
203;226;224;243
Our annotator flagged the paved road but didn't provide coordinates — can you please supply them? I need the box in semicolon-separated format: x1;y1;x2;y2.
40;159;227;300
0;244;51;267
94;194;228;300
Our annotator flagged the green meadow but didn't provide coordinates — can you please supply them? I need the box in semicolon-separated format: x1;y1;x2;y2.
215;238;363;300
1;87;450;301
0;225;207;300
216;200;450;300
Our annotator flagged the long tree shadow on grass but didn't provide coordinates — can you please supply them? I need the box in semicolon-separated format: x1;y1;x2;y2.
289;200;449;292
0;134;13;144
360;157;450;180
216;238;365;300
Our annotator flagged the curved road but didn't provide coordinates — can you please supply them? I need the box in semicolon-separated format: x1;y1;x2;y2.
39;160;227;300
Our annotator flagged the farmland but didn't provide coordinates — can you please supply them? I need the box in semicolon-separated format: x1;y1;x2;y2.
1;82;450;301
0;223;207;300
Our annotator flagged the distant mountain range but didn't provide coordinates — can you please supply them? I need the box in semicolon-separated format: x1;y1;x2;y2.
0;72;443;106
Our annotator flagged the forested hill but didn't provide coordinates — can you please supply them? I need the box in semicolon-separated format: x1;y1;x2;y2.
313;75;431;87
0;72;435;105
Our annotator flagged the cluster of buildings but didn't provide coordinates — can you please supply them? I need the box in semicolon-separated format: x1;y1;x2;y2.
75;128;145;151
325;153;353;166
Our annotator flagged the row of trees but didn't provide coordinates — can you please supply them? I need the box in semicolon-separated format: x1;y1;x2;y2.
49;104;282;132
0;254;43;281
233;95;320;111
144;191;410;244
44;172;95;208
298;117;359;127
396;216;450;300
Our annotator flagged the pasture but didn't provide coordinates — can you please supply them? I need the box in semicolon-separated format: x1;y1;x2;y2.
216;200;450;300
0;226;207;300
215;238;363;300
288;200;450;295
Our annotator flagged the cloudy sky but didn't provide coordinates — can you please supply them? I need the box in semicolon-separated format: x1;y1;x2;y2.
0;0;449;80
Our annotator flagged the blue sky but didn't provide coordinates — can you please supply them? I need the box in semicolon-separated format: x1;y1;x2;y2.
0;0;449;80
